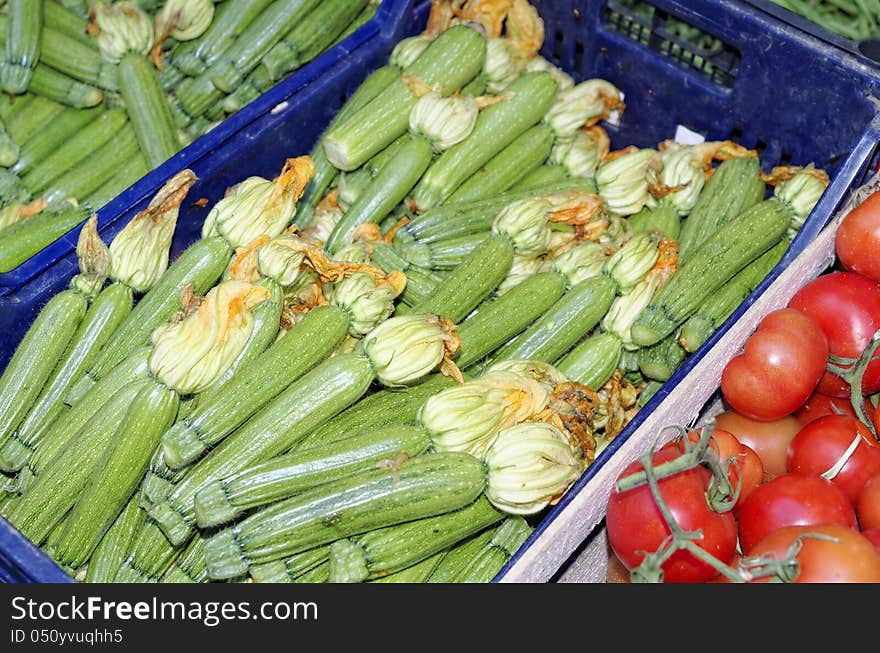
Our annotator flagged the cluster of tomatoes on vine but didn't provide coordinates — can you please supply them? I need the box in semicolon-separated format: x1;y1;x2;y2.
605;190;880;583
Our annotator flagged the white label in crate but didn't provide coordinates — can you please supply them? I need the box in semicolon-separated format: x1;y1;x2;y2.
271;101;289;115
606;92;624;127
674;124;706;145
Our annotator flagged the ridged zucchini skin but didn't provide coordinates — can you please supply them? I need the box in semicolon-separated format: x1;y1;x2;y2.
161;535;208;584
1;0;42;95
66;236;232;406
397;178;596;245
85;497;146;584
637;332;687;382
455;271;568;370
10;106;101;176
556;331;624;390
193;424;433;528
513;163;571;190
408;232;514;323
445;123;555;204
7;379;146;546
425;527;497;583
629;205;681;240
411;72;560;210
113;519;181;583
296;65;401;229
630;199;790;347
369;550;449;583
325;136;434;255
150;352;377;546
0;282;133;472
0;289;88;469
676;157;766;263
160;304;350;469
492;275;618;365
399;232;489;271
295;373;461;451
323;25;487;171
23;347;153;485
338;495;506;582
202;452;488;580
52;379;180;569
679;238;789;353
248;546;331;583
0;204;93;274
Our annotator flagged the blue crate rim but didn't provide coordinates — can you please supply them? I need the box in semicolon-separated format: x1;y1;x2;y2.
0;0;408;298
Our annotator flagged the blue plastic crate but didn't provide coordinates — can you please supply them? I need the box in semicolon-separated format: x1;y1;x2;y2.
2;0;880;583
0;0;411;297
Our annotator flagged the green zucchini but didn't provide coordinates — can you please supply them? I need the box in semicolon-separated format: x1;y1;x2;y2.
454;271;568;370
407;232;514;323
676;157;766;264
323;24;487;171
248;546;331;583
7;379;146;545
0;290;89;468
1;0;43;95
0;282;133;472
368;550;449;583
329;495;506;583
295;373;461;451
27;63;104;109
425;527;497;583
150;351;377;546
629;204;681;240
637;332;687;382
10;106;102;177
432;516;531;583
65;236;232;406
410;72;560;211
630;199;790;347
5;95;63;145
21;108;129;196
444;123;555;204
556;331;624;390
0;203;92;274
43;1;93;47
85;497;146;583
161;535;208;584
160;304;350;469
193;424;433;528
172;0;274;76
114;519;181;583
325;136;434;255
679;237;789;353
398;232;489;271
52;379;180;569
492;275;618;365
202;452;488;580
512;163;571;190
397;178;595;245
295;65;401;229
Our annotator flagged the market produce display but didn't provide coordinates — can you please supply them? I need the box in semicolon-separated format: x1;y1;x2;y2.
605;184;880;583
0;0;381;273
0;0;831;584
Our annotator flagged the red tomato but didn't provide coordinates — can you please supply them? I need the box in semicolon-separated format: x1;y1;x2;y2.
736;472;858;554
856;472;880;531
662;428;764;509
720;309;828;421
786;414;880;503
794;391;875;425
861;528;880;556
788;271;880;396
605;448;739;583
714;411;802;478
746;524;880;583
835;190;880;283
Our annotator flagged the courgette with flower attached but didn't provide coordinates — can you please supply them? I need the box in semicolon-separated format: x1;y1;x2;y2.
65;157;315;407
149;312;462;547
323;24;488;171
91;1;181;168
0;172;195;474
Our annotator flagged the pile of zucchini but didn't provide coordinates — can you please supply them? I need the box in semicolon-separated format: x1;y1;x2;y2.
0;0;830;584
0;0;380;273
